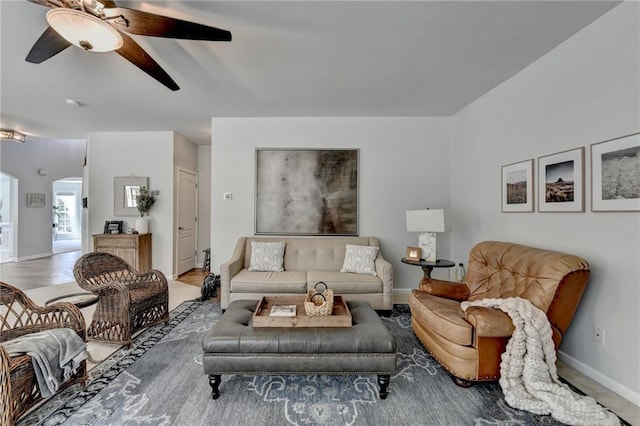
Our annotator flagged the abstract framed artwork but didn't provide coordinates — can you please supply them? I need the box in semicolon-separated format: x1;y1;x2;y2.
501;159;534;212
591;132;640;212
255;148;359;235
538;147;585;212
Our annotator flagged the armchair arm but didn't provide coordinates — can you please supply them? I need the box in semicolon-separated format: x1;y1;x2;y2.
464;306;515;338
420;279;470;302
374;254;393;286
220;237;247;309
0;346;12;426
1;298;86;341
79;280;131;311
121;269;168;291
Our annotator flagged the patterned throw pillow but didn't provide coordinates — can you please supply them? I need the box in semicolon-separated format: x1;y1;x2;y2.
340;244;378;276
248;241;286;272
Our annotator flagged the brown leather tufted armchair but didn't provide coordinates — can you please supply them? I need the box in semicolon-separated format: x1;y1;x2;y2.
408;241;589;387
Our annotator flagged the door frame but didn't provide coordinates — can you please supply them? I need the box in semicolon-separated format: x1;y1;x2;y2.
175;167;199;277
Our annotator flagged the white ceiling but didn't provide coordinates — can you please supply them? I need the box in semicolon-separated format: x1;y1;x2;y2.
0;1;619;144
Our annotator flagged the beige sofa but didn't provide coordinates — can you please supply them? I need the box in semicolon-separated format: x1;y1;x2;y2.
220;236;393;311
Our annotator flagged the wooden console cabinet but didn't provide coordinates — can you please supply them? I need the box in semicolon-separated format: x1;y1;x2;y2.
92;233;152;271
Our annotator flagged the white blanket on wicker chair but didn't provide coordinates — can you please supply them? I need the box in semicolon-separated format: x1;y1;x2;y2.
461;297;619;426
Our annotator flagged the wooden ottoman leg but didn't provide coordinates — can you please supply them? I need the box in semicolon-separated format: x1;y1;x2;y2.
209;374;221;399
378;374;390;399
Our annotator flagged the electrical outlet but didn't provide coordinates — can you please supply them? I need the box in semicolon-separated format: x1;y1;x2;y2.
223;192;233;201
594;326;605;345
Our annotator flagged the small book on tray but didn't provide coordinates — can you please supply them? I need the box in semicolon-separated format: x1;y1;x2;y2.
270;305;297;317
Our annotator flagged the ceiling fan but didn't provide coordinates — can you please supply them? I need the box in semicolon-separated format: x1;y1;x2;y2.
25;0;232;91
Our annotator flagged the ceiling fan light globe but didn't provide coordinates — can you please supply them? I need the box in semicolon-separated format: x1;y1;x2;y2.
46;9;123;52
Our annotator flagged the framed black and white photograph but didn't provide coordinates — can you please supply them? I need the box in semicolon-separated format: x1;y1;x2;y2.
26;193;45;208
591;132;640;212
255;148;359;235
538;147;585;212
103;220;124;234
501;159;534;212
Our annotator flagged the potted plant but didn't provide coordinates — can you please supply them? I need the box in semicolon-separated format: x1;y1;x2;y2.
135;186;156;234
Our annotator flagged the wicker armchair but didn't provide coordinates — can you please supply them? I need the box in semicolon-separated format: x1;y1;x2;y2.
0;282;87;426
73;252;169;345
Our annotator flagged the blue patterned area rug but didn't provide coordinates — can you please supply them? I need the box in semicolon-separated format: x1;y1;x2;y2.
19;301;619;426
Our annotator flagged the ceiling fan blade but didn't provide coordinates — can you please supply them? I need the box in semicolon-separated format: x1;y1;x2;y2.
103;7;232;41
25;26;72;64
115;32;180;91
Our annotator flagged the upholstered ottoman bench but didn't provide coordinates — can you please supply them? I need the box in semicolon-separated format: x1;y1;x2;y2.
202;299;397;399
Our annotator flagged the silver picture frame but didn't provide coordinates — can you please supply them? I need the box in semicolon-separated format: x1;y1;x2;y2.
538;147;585;213
255;148;359;235
114;176;148;216
591;132;640;212
501;159;534;213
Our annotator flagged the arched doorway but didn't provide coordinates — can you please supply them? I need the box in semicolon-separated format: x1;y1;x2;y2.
52;177;82;254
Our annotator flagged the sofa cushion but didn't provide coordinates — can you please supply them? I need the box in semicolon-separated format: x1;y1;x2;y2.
340;244;378;275
231;269;307;293
307;270;382;294
248;241;286;272
409;290;473;346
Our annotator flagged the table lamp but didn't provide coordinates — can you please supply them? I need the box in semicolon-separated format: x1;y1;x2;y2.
406;209;445;262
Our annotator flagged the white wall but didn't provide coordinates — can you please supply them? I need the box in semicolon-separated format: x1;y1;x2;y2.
450;2;639;404
197;145;212;267
87;132;174;275
0;138;85;259
210;117;452;294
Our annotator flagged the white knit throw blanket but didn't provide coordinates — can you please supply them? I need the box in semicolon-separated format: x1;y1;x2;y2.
461;297;619;426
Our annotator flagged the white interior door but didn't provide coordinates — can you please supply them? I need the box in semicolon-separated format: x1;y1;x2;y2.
177;169;197;276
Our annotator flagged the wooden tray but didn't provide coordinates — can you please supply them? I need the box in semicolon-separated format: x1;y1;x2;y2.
253;295;352;328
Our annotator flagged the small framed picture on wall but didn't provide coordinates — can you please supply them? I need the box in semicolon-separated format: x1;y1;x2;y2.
538;147;585;212
591;133;640;212
501;159;534;212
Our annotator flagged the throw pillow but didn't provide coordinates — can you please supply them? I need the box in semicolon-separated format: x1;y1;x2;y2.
340;244;378;276
248;241;286;272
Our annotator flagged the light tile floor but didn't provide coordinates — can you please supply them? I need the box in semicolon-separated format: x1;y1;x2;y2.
3;251;638;424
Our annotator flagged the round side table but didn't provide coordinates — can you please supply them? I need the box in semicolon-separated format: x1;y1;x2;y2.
401;257;455;287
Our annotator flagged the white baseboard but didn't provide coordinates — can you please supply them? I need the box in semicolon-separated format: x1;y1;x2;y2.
557;351;639;406
17;252;54;262
393;288;411;305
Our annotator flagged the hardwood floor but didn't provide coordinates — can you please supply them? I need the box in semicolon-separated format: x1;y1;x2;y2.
1;250;209;294
0;250;81;290
176;268;208;287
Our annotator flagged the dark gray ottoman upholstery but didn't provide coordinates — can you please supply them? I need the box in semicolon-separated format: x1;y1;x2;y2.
202;299;397;399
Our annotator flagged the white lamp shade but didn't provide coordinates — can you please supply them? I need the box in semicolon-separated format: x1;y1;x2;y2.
46;9;123;52
406;209;445;233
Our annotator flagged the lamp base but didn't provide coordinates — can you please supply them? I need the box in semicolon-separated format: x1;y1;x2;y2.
418;232;437;262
